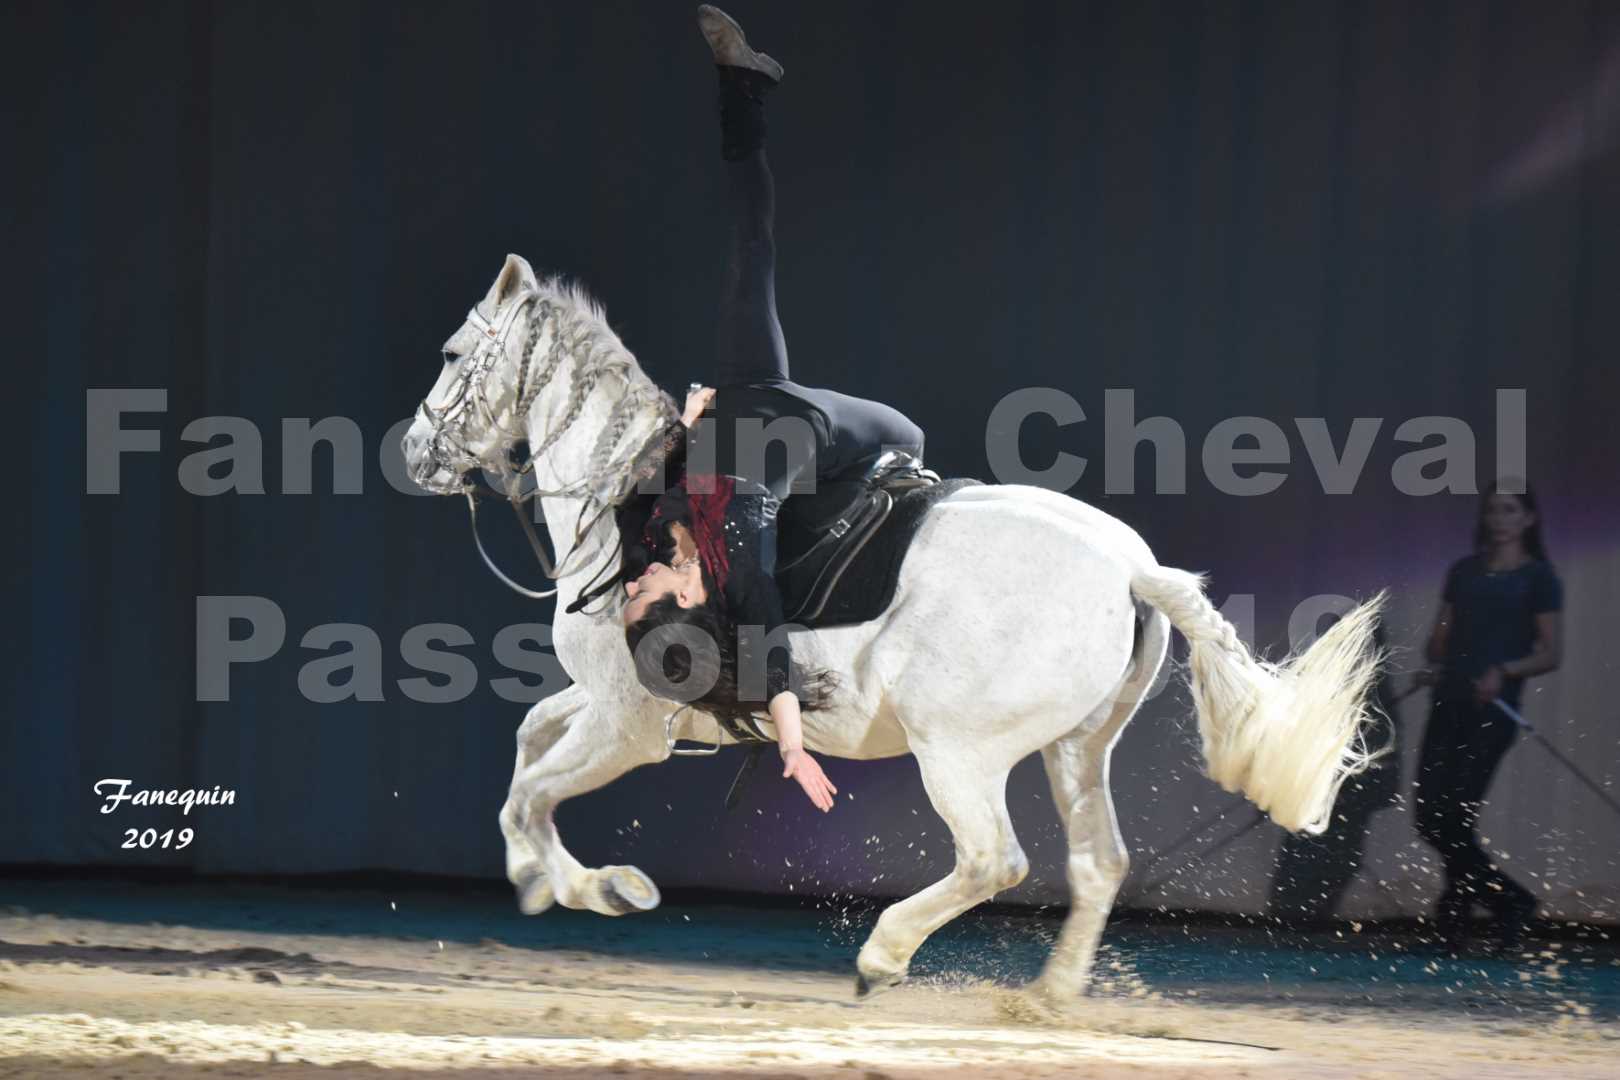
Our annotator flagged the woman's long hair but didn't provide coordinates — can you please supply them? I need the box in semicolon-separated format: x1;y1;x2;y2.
1472;477;1552;564
624;585;839;726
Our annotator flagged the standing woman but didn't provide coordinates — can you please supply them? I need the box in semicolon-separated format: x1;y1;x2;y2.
1413;479;1563;950
612;7;927;811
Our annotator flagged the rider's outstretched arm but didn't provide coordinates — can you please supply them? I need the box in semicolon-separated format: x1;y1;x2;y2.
720;492;838;812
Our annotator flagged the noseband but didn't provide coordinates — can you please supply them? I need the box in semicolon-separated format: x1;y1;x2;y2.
415;287;547;488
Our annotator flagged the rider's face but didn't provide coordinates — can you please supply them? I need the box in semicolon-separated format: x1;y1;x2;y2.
622;560;707;625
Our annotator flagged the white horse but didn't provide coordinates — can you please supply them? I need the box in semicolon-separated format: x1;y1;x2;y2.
402;253;1386;1001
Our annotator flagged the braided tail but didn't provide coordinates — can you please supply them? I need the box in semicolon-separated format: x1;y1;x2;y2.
1129;565;1389;835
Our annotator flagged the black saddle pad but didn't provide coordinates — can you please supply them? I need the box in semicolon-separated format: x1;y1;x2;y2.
778;477;982;630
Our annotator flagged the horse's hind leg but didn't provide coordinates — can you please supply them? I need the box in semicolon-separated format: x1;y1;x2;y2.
1034;608;1168;1001
1033;725;1128;1000
855;751;1028;996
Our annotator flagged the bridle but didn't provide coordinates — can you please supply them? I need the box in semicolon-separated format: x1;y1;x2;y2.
414;285;681;600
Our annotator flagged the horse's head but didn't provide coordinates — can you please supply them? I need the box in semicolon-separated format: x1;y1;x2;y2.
403;253;545;496
403;253;682;516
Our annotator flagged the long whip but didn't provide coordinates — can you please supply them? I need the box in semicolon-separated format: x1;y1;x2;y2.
1488;696;1620;820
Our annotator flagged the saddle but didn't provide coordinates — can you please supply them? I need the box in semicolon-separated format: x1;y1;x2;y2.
775;451;981;628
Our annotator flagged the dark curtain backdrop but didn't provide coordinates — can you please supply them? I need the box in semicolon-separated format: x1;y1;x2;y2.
4;0;1617;918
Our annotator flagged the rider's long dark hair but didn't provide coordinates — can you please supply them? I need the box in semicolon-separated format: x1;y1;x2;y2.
624;590;839;726
1472;477;1552;565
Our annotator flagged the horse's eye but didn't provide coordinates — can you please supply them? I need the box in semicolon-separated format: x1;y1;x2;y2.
443;351;461;366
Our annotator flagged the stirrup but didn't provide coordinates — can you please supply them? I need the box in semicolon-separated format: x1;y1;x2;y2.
665;705;723;755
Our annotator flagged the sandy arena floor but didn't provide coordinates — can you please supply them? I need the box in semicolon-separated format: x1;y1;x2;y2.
0;880;1614;1078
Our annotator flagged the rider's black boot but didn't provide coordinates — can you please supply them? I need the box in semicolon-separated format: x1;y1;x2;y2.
698;5;782;162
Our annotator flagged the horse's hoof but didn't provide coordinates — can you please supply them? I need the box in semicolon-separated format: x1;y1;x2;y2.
854;969;905;999
516;876;555;916
1020;979;1074;1016
600;866;660;915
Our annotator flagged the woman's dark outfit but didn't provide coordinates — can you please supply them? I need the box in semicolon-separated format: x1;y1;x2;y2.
619;65;925;705
1415;553;1562;937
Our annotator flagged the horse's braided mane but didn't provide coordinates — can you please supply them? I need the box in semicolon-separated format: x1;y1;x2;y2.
521;274;682;498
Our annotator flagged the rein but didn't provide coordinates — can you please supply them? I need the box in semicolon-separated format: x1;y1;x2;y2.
463;488;584;601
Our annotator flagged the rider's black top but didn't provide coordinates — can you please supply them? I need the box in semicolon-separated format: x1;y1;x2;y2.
618;415;812;705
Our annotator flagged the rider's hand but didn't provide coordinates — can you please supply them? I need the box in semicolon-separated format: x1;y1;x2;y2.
1472;664;1504;705
681;385;716;427
782;748;837;812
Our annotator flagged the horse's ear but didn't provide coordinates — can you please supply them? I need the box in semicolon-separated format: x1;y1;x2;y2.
486;253;540;309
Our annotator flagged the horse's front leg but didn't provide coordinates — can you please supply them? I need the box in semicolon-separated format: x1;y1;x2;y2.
507;697;669;916
500;684;591;914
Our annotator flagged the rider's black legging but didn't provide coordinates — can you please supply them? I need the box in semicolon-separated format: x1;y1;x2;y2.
709;73;923;500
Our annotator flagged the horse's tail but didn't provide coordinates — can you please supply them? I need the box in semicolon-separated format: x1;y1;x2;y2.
1128;564;1388;835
